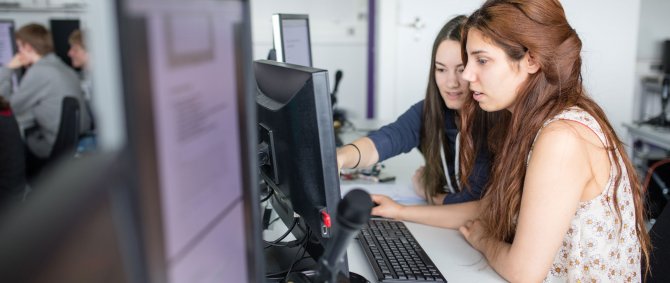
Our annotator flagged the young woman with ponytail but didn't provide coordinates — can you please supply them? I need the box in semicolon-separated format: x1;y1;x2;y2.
338;15;502;207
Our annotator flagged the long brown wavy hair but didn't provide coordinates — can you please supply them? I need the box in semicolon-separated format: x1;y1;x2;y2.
459;0;650;267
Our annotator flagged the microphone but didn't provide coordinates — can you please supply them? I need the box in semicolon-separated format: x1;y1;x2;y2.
267;48;277;61
331;70;343;106
315;189;372;282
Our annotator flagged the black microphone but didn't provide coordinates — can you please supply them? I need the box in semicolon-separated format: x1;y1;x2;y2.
331;70;343;106
315;189;372;282
333;70;343;94
267;48;277;61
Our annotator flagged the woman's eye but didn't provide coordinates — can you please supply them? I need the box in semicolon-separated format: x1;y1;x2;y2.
477;58;488;65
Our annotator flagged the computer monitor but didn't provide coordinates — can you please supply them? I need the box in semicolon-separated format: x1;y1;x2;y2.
116;0;264;282
0;19;20;93
49;19;80;69
255;59;346;275
272;13;313;67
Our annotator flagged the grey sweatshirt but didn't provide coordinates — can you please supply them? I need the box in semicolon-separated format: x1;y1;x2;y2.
0;53;91;158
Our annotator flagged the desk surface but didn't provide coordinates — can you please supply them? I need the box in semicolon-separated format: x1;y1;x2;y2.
623;122;670;150
347;221;504;283
338;124;504;282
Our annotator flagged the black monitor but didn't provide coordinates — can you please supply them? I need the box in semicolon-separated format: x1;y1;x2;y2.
0;19;20;92
272;13;312;67
49;19;80;69
116;0;264;282
255;59;345;274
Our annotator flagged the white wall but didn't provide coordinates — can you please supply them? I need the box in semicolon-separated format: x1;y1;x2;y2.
633;0;670;122
0;0;83;7
637;0;670;61
0;10;83;27
250;0;369;119
562;0;640;135
86;0;125;151
375;0;641;136
375;0;481;121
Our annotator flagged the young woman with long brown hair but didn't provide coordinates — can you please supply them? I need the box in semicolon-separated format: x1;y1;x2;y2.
455;0;650;281
338;15;497;207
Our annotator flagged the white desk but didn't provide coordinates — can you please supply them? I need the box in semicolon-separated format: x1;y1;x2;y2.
623;122;670;151
346;222;504;283
338;124;504;282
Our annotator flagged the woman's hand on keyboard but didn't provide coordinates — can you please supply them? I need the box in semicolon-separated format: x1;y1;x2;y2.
370;194;405;220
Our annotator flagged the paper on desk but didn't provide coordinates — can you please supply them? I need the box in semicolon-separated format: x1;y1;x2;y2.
340;182;426;205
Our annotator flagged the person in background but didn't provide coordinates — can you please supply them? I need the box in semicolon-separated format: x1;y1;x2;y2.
454;0;650;281
67;29;92;99
68;29;97;152
0;23;91;176
337;16;504;214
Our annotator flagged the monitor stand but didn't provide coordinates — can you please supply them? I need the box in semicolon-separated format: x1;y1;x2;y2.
265;245;318;280
286;270;369;283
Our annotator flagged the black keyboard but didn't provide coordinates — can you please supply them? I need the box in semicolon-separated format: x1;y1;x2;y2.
357;219;447;282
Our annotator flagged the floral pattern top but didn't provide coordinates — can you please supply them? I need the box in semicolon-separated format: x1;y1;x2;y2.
527;108;641;283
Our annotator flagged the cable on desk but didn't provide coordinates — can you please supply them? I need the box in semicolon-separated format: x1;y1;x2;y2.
268;216;281;226
283;234;309;282
264;217;300;248
265;229;312;281
260;187;274;203
643;159;670;193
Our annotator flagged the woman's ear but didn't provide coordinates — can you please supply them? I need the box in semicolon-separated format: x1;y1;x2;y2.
524;52;540;74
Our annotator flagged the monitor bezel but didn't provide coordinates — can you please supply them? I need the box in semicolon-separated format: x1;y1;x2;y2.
272;13;313;67
115;0;264;282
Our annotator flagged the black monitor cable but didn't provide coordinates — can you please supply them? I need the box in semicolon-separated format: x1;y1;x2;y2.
265;229;312;281
643;159;670;193
260;187;274;203
264;216;300;248
282;235;309;282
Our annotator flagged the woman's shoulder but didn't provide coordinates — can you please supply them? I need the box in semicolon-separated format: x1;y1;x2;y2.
533;116;606;163
536;120;585;146
541;107;607;146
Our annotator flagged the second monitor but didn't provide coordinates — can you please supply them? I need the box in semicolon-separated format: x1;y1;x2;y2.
272;14;312;67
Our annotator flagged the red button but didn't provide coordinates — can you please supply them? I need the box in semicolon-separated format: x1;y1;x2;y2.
321;211;331;228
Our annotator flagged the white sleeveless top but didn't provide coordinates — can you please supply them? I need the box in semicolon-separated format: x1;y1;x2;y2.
527;108;641;282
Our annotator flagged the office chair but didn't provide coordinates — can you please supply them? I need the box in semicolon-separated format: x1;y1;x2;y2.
49;97;80;162
645;202;670;282
0;107;26;206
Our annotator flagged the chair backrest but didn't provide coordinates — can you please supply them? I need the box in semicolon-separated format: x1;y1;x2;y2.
49;97;80;161
646;203;670;282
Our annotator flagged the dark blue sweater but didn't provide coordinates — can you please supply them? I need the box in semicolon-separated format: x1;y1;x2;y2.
367;100;490;204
